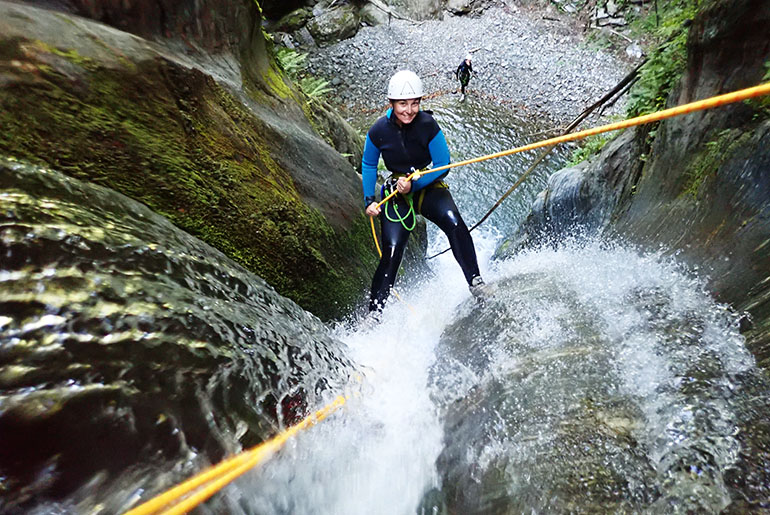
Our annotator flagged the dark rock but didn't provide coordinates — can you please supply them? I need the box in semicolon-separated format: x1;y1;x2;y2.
506;0;770;365
497;127;647;257
360;3;390;26
269;7;313;33
613;0;770;361
307;4;361;47
260;0;309;20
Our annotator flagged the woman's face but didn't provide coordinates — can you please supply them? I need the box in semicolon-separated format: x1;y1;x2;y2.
391;98;421;126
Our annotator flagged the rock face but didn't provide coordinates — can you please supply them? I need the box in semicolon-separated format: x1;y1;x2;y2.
388;0;443;20
614;0;770;363
307;3;362;46
500;128;647;253
0;0;377;320
500;0;770;365
0;157;361;511
265;0;447;50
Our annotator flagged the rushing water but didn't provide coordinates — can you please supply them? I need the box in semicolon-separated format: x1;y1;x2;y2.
0;158;360;513
228;238;770;514
2;92;770;513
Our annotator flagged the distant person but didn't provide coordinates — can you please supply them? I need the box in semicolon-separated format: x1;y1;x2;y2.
455;54;475;98
361;70;486;314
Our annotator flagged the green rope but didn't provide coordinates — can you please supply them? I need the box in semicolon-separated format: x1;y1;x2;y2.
383;187;416;231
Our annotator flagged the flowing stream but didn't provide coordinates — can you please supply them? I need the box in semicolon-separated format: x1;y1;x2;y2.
2;94;769;514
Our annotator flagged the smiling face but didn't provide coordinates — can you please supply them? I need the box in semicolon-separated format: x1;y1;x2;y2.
391;98;421;126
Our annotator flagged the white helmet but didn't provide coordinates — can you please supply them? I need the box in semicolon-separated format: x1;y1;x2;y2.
387;70;423;100
465;54;472;61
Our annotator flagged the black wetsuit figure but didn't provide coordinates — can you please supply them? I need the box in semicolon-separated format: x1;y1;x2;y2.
362;109;481;312
455;59;473;95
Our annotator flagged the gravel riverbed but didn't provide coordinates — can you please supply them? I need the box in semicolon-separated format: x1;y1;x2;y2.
305;4;638;126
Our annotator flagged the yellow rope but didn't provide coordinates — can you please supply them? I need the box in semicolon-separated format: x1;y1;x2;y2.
369;215;382;257
123;395;349;515
377;82;770;208
126;81;770;515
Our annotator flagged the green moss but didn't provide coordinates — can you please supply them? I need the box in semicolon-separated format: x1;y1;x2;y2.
679;128;753;198
0;37;372;319
263;62;295;100
35;40;100;70
273;8;313;32
745;61;770;115
567;132;617;166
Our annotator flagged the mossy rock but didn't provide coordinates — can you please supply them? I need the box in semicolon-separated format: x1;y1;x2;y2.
270;7;313;32
0;2;379;320
306;5;361;47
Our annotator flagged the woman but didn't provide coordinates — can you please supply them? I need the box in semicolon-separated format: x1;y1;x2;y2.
362;70;486;313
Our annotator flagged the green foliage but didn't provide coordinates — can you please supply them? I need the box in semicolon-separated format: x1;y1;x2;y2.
626;0;697;117
275;47;332;103
276;47;307;76
567;132;616;166
764;60;770;81
680;128;752;198
299;76;333;102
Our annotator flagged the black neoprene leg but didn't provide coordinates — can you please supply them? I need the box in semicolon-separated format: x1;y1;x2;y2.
419;187;480;284
369;213;411;311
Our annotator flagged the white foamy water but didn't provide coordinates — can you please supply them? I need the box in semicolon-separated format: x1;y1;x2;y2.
226;232;767;514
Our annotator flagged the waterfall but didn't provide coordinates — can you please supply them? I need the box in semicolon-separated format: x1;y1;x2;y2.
223;234;770;514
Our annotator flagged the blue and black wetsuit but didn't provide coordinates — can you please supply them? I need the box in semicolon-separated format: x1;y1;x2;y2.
362;108;481;312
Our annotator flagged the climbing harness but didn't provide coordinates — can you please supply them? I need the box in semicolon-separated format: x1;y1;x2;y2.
383;194;415;230
123;81;770;515
376;169;447;232
382;176;416;231
367;172;424;312
367;167;432;250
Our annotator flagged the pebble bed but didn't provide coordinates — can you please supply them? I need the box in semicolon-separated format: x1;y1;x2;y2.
305;4;638;126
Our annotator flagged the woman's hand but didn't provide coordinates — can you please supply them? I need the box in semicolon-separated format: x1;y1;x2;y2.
365;202;381;217
397;177;412;194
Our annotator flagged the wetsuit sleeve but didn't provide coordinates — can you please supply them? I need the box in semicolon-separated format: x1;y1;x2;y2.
362;133;380;207
411;129;450;192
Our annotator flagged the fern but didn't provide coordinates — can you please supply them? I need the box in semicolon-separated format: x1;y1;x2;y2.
274;48;332;102
276;47;308;77
300;77;333;102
